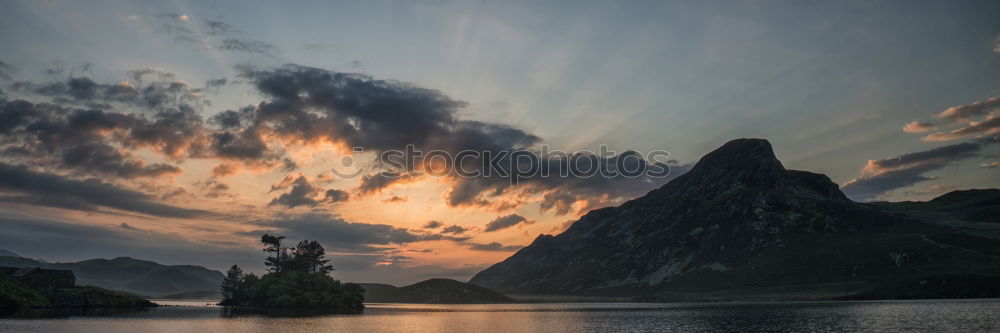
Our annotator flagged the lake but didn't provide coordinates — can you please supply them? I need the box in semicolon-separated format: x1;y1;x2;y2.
2;299;999;332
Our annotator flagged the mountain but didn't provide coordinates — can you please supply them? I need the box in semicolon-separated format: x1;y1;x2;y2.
469;139;1000;300
0;249;19;257
359;278;512;303
0;255;223;298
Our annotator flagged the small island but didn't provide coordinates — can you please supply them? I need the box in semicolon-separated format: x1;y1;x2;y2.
218;234;364;312
0;266;155;310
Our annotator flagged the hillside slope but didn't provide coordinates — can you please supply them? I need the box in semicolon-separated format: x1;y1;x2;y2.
469;139;1000;300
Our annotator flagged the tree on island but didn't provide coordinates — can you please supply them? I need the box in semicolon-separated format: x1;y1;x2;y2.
219;234;364;311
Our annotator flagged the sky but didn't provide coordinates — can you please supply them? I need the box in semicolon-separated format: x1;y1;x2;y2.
1;0;999;285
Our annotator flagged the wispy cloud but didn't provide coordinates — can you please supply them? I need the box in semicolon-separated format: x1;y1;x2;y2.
250;213;466;253
934;97;1000;123
902;121;936;133
159;13;276;55
468;242;523;252
923;112;1000;142
483;214;532;232
0;163;209;218
842;137;999;201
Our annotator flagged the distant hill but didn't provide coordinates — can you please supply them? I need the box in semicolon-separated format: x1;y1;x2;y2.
470;139;1000;301
0;249;20;257
0;270;156;309
870;189;1000;224
0;255;223;298
358;279;512;303
155;291;221;300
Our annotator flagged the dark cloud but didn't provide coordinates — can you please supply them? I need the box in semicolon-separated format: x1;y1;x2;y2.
234;65;676;214
210;129;272;161
324;189;350;203
212;163;237;177
218;39;276;54
862;142;981;172
202;180;230;198
240;65;467;151
841;163;942;201
60;142;182;178
842;137;999;201
268;176;349;208
422;220;443;229
203;19;240;36
0;98;194;177
468;242;523;252
440;225;469;235
382;195;407;203
0;162;208;218
4;64;680;217
18;73;208;111
254;214;455;253
357;173;413;195
204;78;228;90
280;158;298;172
483;214;531;232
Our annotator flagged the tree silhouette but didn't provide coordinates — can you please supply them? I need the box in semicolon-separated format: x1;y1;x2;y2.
290;240;334;274
261;234;287;273
218;234;364;310
220;265;243;302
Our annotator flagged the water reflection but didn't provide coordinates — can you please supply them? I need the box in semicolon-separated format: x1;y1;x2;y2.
220;306;363;318
1;300;998;333
0;306;153;319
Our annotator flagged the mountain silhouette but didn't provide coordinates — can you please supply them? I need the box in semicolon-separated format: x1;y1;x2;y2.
359;278;512;303
469;139;1000;300
0;254;222;298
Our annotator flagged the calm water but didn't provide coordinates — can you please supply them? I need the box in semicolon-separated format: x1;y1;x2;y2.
2;299;999;332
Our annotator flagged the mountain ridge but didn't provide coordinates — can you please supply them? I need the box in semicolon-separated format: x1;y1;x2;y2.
0;254;223;297
469;138;1000;300
358;278;512;303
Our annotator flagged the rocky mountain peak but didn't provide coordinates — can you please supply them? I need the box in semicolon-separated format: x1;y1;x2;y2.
690;138;784;174
469;138;915;295
641;138;845;204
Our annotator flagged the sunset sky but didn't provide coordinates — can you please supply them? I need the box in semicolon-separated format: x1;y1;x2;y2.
1;0;999;285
